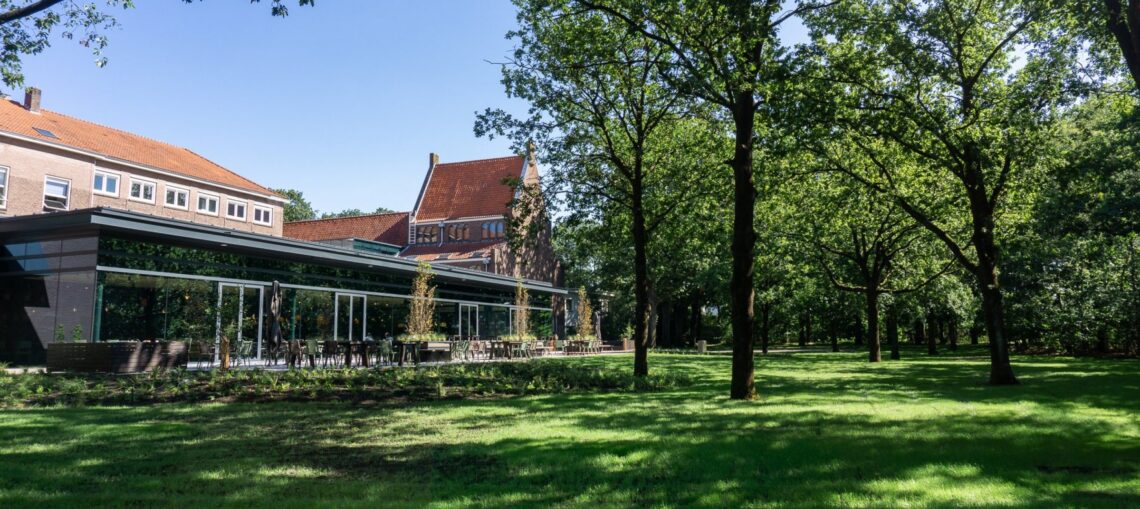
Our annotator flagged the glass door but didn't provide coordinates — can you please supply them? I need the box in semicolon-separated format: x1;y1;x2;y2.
216;283;264;362
459;304;479;339
335;293;366;342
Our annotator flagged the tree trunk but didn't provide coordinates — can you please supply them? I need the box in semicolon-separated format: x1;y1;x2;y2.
866;290;881;362
972;210;1018;384
798;312;807;347
689;291;702;346
647;297;659;349
759;301;771;355
914;318;926;346
887;303;900;360
657;300;672;348
631;174;650;377
948;317;958;351
970;321;980;345
926;311;938;356
728;94;758;400
853;314;864;347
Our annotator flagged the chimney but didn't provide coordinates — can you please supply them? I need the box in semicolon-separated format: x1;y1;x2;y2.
429;152;439;168
24;87;41;113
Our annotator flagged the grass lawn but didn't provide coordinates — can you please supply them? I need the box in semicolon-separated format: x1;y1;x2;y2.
1;348;1138;508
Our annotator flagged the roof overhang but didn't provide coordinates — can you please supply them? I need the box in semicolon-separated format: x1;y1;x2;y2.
0;208;566;295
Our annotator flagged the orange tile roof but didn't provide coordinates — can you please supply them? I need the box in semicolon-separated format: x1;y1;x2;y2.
283;212;409;246
0;98;278;197
414;155;523;222
400;240;505;261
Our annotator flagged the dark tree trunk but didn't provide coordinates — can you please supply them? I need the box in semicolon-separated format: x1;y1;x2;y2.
728;94;758;400
914;318;926;346
1096;328;1109;354
657;301;672;348
887;303;900;360
926;311;938;356
970;321;981;345
647;296;659;349
689;291;702;345
829;314;839;352
1104;0;1140;94
759;302;771;355
948;317;958;351
972;213;1018;384
866;290;881;362
631;178;650;376
853;314;864;347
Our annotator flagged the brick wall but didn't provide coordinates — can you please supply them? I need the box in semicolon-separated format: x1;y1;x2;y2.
0;139;283;236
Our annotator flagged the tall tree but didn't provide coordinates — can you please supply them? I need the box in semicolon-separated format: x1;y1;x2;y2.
804;0;1081;384
783;170;951;362
578;0;833;399
477;1;721;376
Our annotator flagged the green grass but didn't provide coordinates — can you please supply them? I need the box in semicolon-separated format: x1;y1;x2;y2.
1;348;1138;508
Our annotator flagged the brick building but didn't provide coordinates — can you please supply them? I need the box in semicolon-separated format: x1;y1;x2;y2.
0;88;285;234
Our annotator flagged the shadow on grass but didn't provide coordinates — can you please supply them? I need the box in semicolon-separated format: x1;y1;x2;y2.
1;353;1137;508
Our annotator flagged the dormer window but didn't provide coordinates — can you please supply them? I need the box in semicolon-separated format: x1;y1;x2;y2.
447;224;470;242
416;225;439;243
481;221;504;239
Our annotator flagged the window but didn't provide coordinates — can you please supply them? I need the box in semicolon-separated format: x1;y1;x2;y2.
447;224;470;241
226;199;247;220
164;186;189;209
197;193;219;215
43;176;70;212
0;166;8;209
253;206;272;226
482;221;504;239
129;178;156;203
416;225;439;243
92;171;119;197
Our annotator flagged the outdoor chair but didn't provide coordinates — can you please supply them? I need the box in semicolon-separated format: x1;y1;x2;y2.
194;339;216;369
234;340;253;366
321;340;341;368
304;339;320;368
376;339;393;365
451;340;471;362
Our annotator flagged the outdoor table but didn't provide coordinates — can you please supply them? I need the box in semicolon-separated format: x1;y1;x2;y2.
337;341;371;368
396;341;422;367
493;340;523;359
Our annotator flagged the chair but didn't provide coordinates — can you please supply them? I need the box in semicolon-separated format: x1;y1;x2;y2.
376;339;393;365
322;340;341;368
233;340;253;366
304;339;320;368
451;340;471;362
194;339;216;369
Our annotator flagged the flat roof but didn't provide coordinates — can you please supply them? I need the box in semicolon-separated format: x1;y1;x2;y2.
0;207;566;296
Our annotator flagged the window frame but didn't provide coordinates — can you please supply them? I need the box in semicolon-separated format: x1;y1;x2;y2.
225;197;247;221
42;175;71;212
128;177;157;204
252;205;273;226
92;170;120;198
163;184;190;210
0;165;8;210
196;192;220;216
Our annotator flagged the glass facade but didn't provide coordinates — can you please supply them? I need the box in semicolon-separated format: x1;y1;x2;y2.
0;212;564;364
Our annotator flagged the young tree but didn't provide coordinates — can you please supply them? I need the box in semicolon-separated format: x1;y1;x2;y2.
803;0;1082;384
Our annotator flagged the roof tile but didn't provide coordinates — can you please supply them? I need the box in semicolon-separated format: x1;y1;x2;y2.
414;155;523;221
283;212;409;246
0;99;277;197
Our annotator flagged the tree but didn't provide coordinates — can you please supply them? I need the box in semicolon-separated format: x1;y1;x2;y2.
577;0;834;399
783;170;952;362
319;206;395;219
406;262;436;338
803;0;1082;385
272;188;316;222
477;1;723;377
0;0;313;89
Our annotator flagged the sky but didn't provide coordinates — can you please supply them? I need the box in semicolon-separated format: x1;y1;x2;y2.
16;1;811;216
17;0;529;214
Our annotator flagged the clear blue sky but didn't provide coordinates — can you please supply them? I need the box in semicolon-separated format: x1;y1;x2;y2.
17;1;529;214
16;1;810;215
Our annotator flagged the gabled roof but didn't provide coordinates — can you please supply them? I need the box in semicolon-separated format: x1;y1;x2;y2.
283;212;409;246
0;99;278;198
412;155;524;222
400;239;505;262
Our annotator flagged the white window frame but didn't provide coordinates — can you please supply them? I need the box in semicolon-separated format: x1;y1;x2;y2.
164;185;190;210
197;192;220;216
92;170;120;198
0;166;8;210
225;198;247;221
252;205;273;226
128;177;157;204
43;176;71;212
